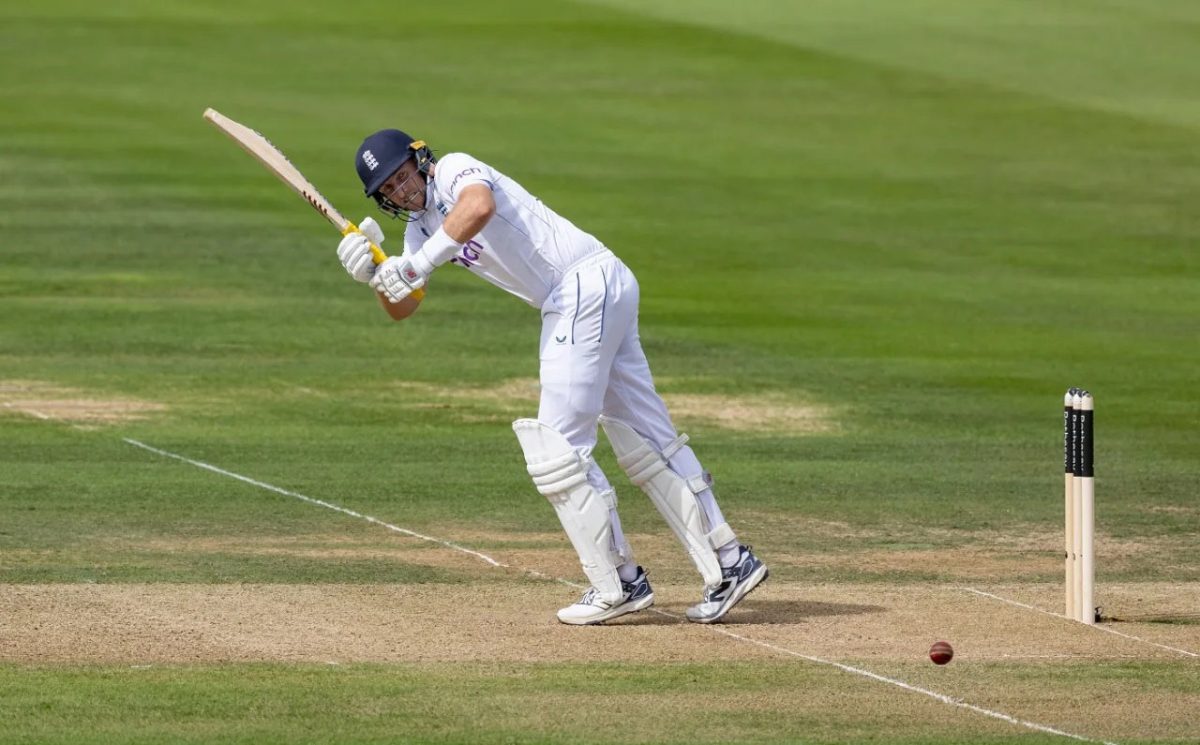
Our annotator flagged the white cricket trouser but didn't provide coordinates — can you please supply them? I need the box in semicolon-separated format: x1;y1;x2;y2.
537;252;728;562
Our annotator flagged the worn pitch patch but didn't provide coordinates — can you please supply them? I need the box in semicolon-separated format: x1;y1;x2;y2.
0;582;778;665
4;580;1195;666
0;379;165;425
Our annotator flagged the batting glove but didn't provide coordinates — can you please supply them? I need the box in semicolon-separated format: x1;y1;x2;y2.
358;216;385;246
371;253;431;303
336;217;386;283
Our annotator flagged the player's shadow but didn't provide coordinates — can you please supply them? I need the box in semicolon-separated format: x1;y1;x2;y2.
722;599;885;625
612;599;884;626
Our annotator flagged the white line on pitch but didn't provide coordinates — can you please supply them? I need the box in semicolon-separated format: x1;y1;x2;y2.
124;437;1118;745
962;588;1198;658
701;625;1116;745
122;438;553;580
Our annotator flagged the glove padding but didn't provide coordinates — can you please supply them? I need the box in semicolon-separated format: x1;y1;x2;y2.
336;217;386;283
371;254;429;303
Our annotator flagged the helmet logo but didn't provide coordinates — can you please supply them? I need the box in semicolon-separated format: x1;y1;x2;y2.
362;150;379;171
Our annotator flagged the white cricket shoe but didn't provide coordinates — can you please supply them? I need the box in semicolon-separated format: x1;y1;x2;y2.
686;545;768;624
557;566;655;625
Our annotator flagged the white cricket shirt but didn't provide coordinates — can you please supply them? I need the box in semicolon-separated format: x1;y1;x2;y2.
403;152;612;307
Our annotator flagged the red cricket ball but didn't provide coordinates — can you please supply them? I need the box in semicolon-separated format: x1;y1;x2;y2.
929;640;954;665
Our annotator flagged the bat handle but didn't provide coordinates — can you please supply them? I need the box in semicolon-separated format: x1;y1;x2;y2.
343;223;426;301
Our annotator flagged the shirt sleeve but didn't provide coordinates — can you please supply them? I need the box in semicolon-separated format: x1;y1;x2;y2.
402;221;425;258
433;152;497;207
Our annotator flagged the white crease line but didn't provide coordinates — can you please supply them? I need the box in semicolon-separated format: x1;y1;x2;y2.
704;626;1116;745
124;437;1117;745
123;438;519;575
962;588;1199;659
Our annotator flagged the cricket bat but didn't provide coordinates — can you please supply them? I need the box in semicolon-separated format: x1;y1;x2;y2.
202;107;424;300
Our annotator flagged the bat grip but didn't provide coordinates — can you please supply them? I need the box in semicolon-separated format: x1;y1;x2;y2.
343;223;426;301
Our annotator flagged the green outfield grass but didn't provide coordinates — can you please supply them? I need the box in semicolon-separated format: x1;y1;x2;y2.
1;0;1197;743
0;662;1137;745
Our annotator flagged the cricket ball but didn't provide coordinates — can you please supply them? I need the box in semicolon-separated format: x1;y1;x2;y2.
929;640;954;665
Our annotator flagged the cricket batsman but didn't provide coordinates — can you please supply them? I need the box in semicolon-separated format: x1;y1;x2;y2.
335;129;768;625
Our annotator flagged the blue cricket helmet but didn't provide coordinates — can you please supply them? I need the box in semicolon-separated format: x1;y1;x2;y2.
355;129;435;217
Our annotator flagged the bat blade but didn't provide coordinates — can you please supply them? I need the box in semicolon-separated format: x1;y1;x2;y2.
202;107;390;267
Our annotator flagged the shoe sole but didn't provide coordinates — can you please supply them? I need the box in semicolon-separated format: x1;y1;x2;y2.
688;565;769;624
558;592;655;626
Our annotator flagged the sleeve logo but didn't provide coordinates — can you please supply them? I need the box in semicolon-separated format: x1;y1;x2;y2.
449;167;482;192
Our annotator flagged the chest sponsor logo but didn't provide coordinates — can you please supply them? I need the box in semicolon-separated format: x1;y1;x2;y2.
449;238;486;268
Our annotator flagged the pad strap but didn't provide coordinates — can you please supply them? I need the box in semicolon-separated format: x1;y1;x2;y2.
661;434;690;461
527;450;589;495
706;521;736;549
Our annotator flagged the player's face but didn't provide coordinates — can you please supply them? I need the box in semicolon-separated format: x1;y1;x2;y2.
379;160;426;212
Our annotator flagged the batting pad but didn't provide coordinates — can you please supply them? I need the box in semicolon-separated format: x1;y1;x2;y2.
600;416;733;587
513;419;624;603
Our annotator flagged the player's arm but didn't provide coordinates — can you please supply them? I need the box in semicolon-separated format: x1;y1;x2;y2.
377;286;422;320
388;182;494;275
369;155;497;307
405;153;497;266
369;184;494;309
441;184;495;243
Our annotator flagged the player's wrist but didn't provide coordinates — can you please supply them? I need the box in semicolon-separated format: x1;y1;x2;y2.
417;226;462;271
409;249;436;277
